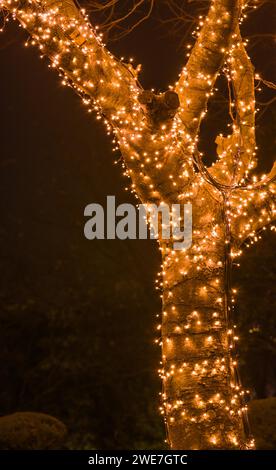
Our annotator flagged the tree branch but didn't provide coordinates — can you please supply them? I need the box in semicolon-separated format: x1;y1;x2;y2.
211;25;256;184
1;0;196;204
1;0;142;122
174;0;239;138
230;162;276;243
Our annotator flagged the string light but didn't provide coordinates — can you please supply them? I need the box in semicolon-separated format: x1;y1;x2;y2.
1;0;274;451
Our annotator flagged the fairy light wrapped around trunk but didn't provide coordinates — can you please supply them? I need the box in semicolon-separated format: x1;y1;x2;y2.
0;0;275;449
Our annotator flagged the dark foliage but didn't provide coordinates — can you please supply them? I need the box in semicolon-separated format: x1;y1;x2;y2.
0;412;67;450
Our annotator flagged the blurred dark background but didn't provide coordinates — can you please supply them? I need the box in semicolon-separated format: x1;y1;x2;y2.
0;0;275;449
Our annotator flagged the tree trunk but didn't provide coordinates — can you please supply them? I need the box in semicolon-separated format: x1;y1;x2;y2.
160;191;247;449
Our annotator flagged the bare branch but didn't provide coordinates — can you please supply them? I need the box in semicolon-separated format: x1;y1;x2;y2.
83;0;154;40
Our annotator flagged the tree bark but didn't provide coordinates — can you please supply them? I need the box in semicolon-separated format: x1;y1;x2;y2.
159;183;248;449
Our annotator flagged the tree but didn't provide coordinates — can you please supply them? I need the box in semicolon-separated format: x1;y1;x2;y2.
0;0;275;450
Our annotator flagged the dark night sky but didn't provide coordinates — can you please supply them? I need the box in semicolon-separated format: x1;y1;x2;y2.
0;1;275;449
